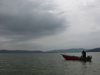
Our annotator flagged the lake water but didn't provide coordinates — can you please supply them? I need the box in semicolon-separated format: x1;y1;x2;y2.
0;52;100;75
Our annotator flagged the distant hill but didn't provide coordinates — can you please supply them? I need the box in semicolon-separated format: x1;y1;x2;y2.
0;50;44;53
45;48;86;53
0;48;86;53
0;47;100;53
86;48;100;52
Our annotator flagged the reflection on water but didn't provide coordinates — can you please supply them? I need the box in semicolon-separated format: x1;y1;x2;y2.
80;61;91;75
63;58;92;75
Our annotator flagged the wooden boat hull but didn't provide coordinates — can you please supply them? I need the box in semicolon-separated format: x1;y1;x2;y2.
61;54;92;61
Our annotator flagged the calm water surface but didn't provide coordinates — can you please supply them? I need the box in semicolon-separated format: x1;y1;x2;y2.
0;52;100;75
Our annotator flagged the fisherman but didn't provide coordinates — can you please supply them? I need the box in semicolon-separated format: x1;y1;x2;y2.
82;50;86;58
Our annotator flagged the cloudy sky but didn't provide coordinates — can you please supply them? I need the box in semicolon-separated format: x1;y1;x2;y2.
0;0;100;51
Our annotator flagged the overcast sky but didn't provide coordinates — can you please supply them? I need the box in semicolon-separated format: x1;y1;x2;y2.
0;0;100;51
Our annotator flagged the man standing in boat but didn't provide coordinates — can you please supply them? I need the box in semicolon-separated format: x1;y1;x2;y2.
82;50;86;58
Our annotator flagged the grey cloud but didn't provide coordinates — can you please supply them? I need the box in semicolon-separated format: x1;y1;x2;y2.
0;0;67;41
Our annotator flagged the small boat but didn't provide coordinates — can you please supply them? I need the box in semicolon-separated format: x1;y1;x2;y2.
61;54;92;61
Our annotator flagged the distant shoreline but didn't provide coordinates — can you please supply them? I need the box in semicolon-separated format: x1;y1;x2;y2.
0;48;100;53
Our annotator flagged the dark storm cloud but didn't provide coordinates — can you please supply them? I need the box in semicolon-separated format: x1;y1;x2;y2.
0;0;67;41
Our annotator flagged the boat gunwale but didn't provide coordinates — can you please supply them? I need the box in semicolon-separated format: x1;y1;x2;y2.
61;54;92;61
